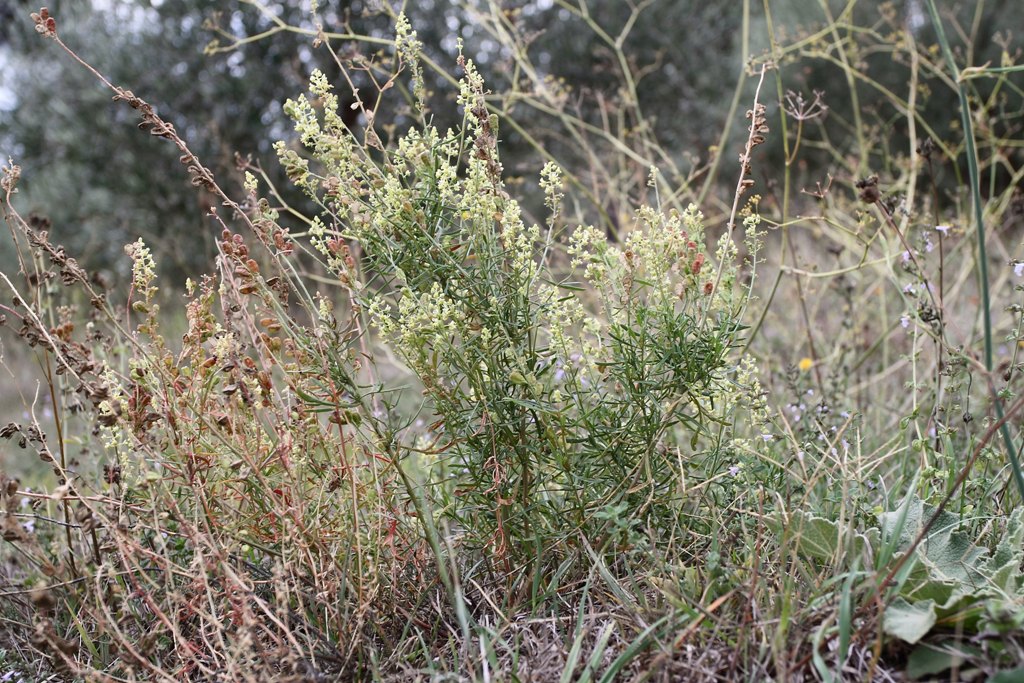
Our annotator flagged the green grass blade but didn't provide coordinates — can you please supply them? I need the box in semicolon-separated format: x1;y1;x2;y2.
925;0;1024;501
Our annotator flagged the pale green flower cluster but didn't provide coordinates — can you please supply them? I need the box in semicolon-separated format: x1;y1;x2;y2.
211;325;240;361
694;354;768;423
96;368;130;452
742;212;765;247
316;293;334;322
241;373;265;404
537;284;585;355
363;297;392;331
458;151;499;219
395;14;421;70
281;90;319;149
276;68;359;198
567;224;619;287
395;128;460;203
456;56;488;132
306;216;332;269
276;43;547;307
97;401;128;453
272;142;312;191
711;230;742;311
536;283;604;378
734;354;770;427
125;238;157;300
626;204;706;300
567;202;727;323
282;68;344;147
395;13;426;113
540;161;564;215
374;282;469;379
495;201;539;287
687;353;772;464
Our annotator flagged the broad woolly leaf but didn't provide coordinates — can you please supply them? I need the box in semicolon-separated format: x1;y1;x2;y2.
770;511;872;564
906;643;968;680
884;597;937;644
989;667;1024;683
982;507;1024;593
878;498;959;550
879;498;988;592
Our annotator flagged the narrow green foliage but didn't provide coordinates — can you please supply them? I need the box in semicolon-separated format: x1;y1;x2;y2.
277;49;751;579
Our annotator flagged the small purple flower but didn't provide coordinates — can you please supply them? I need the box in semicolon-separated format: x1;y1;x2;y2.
900;315;910;329
761;433;773;443
935;225;951;235
903;283;916;294
901;250;912;263
728;465;741;477
1014;262;1024;278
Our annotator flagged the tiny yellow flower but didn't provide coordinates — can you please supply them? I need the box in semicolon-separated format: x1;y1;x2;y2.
798;357;814;372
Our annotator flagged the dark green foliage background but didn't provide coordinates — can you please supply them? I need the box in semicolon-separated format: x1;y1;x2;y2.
1;0;1022;282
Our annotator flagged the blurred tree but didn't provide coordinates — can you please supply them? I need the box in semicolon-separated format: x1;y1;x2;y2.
0;0;350;282
1;0;748;282
0;6;15;44
3;0;1017;286
762;0;1023;212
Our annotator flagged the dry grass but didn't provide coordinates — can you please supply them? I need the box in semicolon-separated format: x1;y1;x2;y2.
2;3;1024;682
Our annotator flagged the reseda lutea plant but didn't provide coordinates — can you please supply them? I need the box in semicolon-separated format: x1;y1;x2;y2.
0;9;770;678
276;16;759;575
